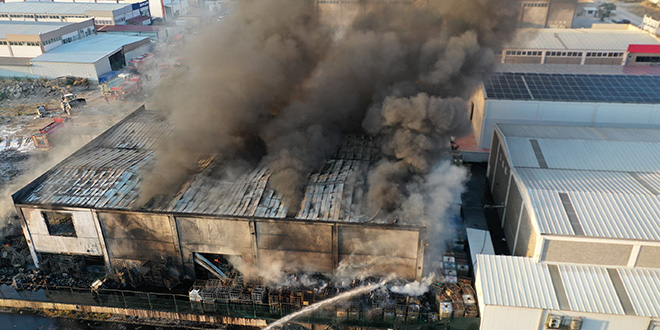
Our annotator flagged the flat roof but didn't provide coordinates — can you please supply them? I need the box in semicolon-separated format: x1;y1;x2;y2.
497;124;660;241
0;2;129;15
12;107;400;225
484;72;660;103
31;34;148;63
0;21;73;39
504;28;660;51
97;24;164;33
476;254;660;317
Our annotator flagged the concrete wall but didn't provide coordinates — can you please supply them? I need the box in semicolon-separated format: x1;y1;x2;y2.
547;0;576;28
176;216;254;278
21;207;103;257
97;212;180;267
519;2;549;28
476;97;660;149
541;240;632;266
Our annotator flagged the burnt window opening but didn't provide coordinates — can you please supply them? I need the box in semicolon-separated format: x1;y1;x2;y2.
42;211;76;237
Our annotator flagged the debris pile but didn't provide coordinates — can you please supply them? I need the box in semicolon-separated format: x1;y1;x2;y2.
0;77;88;101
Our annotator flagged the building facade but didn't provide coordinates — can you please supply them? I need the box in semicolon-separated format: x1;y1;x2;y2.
12;107;428;282
0;2;149;25
487;124;660;268
0;20;96;58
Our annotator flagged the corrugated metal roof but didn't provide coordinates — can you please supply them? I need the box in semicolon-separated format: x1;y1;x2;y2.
499;125;660;240
618;267;660;317
477;255;660;317
13;107;384;224
0;2;129;15
0;21;71;39
476;254;560;309
31;34;148;63
558;264;624;315
504;28;660;51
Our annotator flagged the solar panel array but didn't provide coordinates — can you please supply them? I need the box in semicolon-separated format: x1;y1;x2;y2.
485;72;660;103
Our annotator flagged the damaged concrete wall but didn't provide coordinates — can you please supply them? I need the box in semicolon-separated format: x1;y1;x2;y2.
339;227;421;279
256;221;334;273
176;216;254;278
21;207;103;256
97;212;180;267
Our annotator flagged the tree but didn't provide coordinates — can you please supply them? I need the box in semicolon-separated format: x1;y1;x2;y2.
599;3;617;21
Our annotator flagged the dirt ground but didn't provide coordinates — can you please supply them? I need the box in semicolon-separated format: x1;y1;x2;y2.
624;1;660;20
0;77;156;235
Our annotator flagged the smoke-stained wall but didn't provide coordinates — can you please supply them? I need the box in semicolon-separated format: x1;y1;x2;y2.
97;212;181;268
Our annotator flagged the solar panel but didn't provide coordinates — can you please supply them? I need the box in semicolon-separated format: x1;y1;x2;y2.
484;73;660;104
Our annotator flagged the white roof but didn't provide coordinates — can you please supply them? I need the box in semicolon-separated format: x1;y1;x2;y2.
476;254;660;317
0;20;71;39
477;254;560;309
0;2;128;15
504;28;660;51
498;124;660;241
31;34;148;63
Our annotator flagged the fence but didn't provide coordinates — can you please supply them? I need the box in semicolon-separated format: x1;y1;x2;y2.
0;283;479;329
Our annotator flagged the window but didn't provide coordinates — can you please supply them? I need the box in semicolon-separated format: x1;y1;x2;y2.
42;211;76;237
0;41;6;45
636;56;660;63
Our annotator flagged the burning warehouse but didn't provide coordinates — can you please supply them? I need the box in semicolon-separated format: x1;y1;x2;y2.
11;106;434;283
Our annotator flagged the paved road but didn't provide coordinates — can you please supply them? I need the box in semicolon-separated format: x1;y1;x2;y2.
613;2;645;28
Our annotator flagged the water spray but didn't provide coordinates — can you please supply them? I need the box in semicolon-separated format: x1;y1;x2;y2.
262;274;396;330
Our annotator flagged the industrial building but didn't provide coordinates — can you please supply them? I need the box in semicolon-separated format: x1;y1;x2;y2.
487;124;660;268
0;19;96;58
517;0;577;28
470;71;660;149
11;106;428;282
0;33;150;82
2;0;186;21
499;25;660;65
97;24;167;42
0;2;148;25
315;0;577;28
475;254;660;330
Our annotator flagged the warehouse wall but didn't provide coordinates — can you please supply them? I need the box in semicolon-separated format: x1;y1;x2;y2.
479;305;544;330
256;221;334;273
30;60;102;82
541;240;632;266
97;212;180;268
20;207;103;256
477;100;660;149
547;0;576;28
176;216;254;278
469;89;487;149
338;227;421;279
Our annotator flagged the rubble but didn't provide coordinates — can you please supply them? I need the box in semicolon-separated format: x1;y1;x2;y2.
0;77;88;101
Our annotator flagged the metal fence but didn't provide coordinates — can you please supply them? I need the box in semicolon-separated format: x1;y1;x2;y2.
0;283;479;329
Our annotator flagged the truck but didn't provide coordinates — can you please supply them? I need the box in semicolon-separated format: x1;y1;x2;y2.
127;53;155;74
101;74;143;101
31;117;71;150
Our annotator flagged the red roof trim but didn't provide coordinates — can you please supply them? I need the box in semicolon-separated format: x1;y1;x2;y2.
627;44;660;54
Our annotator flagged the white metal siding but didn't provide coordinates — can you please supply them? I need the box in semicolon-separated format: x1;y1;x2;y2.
476;254;560;309
618;268;660;317
559;264;625;315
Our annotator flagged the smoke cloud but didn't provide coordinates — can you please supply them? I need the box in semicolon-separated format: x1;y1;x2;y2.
145;0;517;280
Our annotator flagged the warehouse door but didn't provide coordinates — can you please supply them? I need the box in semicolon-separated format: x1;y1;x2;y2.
108;49;125;71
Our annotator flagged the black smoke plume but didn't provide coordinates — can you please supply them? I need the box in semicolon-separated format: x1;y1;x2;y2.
143;0;518;279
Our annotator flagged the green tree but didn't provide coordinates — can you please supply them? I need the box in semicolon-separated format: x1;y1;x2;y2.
599;3;617;21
